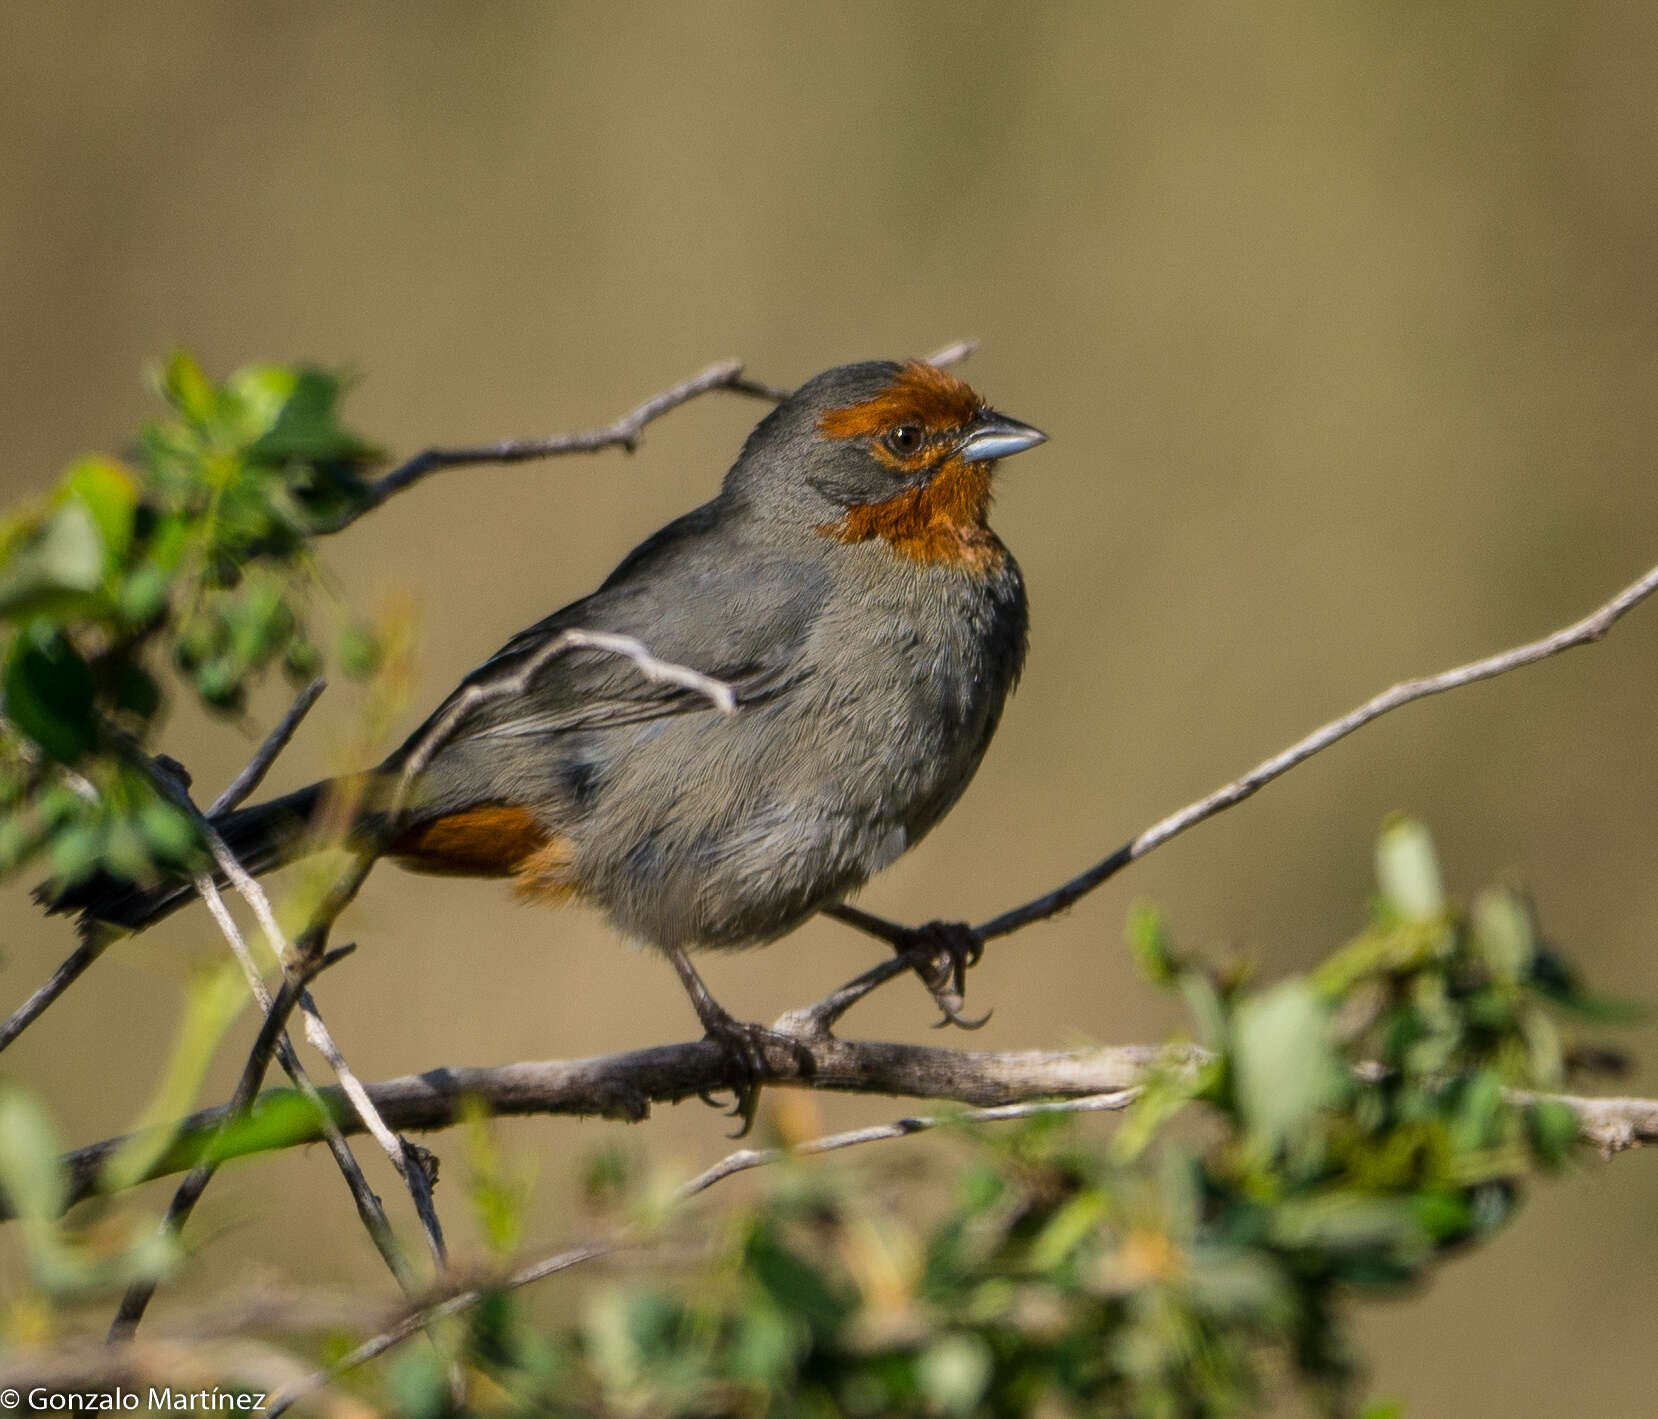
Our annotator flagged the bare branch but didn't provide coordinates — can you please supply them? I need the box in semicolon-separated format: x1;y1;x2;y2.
207;676;326;815
40;1033;1654;1218
922;336;981;368
0;934;113;1053
116;763;437;1318
825;561;1658;965
975;561;1658;939
347;359;762;519
107;940;354;1339
335;338;979;526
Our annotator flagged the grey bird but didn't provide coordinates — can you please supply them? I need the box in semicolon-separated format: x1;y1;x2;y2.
49;359;1046;1104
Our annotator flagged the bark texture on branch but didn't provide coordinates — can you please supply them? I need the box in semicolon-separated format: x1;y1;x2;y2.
37;1037;1654;1221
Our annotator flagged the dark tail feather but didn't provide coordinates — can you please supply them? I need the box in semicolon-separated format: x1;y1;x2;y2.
39;782;331;934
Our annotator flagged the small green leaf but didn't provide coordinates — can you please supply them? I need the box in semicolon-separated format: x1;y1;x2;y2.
63;456;138;567
158;349;218;426
118;564;171;624
247;367;375;465
283;633;323;683
138;798;198;864
1471;889;1532;984
101;818;153;881
1127;901;1179;986
0;503;106;617
1231;980;1343;1156
47;823;103;885
3;632;98;762
1527;1098;1579;1166
1376;817;1445;923
0;1086;68;1222
35;501;106;591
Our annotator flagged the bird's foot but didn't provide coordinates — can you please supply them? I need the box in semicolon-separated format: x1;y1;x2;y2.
694;1007;815;1138
895;920;992;1030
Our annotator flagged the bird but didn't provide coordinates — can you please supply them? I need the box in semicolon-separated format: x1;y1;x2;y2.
48;358;1046;1109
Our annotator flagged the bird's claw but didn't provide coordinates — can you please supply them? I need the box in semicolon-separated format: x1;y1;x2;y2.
898;920;992;1031
697;1012;815;1137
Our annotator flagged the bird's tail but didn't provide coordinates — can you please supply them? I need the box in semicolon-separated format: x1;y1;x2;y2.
39;782;332;934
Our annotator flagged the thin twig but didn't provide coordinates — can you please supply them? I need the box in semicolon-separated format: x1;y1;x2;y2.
0;934;112;1053
207;677;326;816
976;560;1658;940
2;683;324;1057
163;875;419;1298
335;338;979;526
107;941;355;1340
110;746;434;1317
137;751;440;1255
346;359;764;519
823;562;1658;976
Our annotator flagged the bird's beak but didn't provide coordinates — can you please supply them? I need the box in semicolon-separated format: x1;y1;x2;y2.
958;412;1048;464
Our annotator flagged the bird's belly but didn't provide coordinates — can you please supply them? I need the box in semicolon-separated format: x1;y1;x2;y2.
570;657;1001;952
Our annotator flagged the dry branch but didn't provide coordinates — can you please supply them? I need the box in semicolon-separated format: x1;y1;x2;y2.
822;559;1658;1006
36;1036;1656;1221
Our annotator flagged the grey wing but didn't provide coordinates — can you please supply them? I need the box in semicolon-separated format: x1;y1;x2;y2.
387;505;828;777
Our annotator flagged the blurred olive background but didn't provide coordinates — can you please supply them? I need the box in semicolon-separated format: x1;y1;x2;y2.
4;2;1658;1411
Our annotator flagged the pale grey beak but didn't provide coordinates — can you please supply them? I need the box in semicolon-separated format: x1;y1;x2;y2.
959;412;1047;463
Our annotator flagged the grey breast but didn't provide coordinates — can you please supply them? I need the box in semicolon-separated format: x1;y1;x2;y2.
584;544;1027;953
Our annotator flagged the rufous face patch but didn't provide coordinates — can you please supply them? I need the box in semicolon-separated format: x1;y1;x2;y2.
816;363;1004;570
816;361;986;444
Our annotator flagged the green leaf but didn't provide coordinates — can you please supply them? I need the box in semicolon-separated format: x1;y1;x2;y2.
1527;1098;1579;1167
1471;889;1532;984
745;1225;850;1333
138;798;199;864
158;349;218;427
282;633;323;683
0;1086;67;1222
246;367;375;464
1231;980;1343;1157
1127;901;1180;986
63;456;138;568
47;823;104;884
34;501;106;591
118;564;171;625
3;631;98;762
1029;1189;1108;1270
0;502;106;618
1376;817;1445;923
101;817;152;881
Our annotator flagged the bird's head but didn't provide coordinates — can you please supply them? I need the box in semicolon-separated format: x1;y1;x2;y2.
726;360;1046;569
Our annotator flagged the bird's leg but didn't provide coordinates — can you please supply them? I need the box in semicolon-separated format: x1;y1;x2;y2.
893;920;992;1030
668;946;813;1136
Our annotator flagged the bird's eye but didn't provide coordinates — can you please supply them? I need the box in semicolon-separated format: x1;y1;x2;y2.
885;424;924;456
